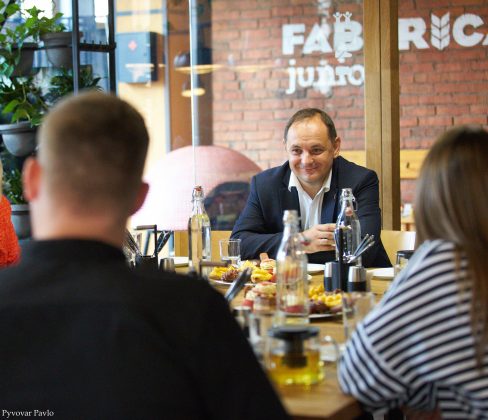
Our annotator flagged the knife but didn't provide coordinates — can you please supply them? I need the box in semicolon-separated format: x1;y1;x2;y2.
225;268;252;303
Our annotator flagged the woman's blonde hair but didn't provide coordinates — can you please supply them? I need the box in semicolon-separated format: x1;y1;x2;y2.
415;126;488;359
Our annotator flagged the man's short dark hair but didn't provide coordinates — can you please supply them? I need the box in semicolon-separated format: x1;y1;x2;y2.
38;92;149;214
283;108;337;142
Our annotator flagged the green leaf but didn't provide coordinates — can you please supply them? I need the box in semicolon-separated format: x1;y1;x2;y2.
2;99;19;113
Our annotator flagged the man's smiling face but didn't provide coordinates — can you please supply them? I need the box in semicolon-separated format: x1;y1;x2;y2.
285;115;341;195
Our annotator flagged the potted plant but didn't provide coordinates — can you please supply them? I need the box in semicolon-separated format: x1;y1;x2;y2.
46;66;102;105
21;5;75;69
0;76;47;156
1;152;30;239
0;0;39;77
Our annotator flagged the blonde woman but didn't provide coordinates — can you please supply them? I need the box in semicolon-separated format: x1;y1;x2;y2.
0;160;20;266
339;126;488;418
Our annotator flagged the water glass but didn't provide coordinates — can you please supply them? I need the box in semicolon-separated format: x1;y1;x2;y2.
342;291;375;341
249;311;275;361
219;239;241;266
160;257;175;272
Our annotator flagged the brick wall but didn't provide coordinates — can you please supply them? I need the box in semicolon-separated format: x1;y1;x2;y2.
210;0;488;204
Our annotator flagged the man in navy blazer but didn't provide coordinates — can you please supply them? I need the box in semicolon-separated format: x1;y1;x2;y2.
231;108;390;268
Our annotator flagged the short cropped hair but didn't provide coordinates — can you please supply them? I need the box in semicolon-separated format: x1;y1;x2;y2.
38;92;149;214
283;108;337;142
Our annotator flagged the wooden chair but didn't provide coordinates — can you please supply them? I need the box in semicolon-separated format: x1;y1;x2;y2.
381;229;416;265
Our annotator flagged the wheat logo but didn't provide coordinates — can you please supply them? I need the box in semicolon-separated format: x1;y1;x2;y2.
431;13;450;50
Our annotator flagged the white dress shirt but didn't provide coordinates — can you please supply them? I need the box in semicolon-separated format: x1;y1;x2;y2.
288;170;332;230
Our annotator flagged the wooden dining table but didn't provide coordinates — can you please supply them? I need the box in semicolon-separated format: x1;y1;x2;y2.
176;263;393;419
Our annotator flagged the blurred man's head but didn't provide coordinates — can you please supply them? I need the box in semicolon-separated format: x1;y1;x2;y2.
23;92;149;240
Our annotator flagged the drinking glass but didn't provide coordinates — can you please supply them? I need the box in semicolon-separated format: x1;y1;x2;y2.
342;291;375;341
249;311;275;362
219;239;241;266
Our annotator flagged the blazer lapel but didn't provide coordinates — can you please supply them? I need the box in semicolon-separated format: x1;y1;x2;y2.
279;168;301;228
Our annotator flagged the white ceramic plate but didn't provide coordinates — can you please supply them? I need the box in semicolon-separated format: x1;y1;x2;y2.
370;267;394;279
173;256;189;267
210;274;312;287
307;263;325;274
209;279;253;287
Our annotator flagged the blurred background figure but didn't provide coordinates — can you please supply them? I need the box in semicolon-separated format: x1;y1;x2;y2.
0;160;20;267
0;92;288;418
339;126;488;418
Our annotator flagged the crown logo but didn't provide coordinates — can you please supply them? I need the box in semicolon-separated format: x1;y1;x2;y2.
333;12;352;24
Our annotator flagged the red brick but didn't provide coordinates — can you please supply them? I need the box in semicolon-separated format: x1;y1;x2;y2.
261;99;292;110
242;9;272;19
212;30;240;42
450;0;486;4
244;130;274;141
338;107;364;118
259;149;288;161
212;72;236;81
400;117;418;127
265;79;281;90
453;115;488;125
212;10;241;21
258;120;285;130
221;90;245;100
435;82;487;94
244;110;273;120
213;131;244;142
471;61;488;70
271;6;302;17
470;104;488;114
213;102;232;112
242;49;272;60
411;63;434;73
231;101;261;111
400;96;419;106
403;106;435;117
401;83;434;94
434;62;466;73
214;111;243;122
417;94;452;105
418;116;453;127
436;105;470;116
212;81;239;91
214;121;257;132
258;17;290;28
246;139;275;150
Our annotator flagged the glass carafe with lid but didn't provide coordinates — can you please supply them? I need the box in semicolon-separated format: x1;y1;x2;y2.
335;188;361;264
276;210;309;324
188;185;211;273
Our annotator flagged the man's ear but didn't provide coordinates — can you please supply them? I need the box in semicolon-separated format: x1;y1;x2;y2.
333;136;341;158
130;181;149;215
22;157;41;202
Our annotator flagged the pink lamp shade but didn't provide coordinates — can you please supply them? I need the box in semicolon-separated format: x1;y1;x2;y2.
132;145;262;230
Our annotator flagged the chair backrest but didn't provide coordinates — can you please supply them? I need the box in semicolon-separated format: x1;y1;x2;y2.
173;230;232;261
381;229;416;265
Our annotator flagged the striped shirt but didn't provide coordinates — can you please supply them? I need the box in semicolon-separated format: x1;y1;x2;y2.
339;240;488;418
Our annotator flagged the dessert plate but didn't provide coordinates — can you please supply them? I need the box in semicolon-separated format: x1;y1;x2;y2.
173;256;189;267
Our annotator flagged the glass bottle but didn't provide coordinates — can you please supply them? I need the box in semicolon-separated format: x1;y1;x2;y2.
188;185;211;273
335;188;361;264
276;210;309;324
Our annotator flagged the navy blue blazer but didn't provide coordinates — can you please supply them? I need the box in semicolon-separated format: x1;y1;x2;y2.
231;156;391;268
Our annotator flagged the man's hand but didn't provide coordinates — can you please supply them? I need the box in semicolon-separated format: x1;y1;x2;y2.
302;223;336;253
